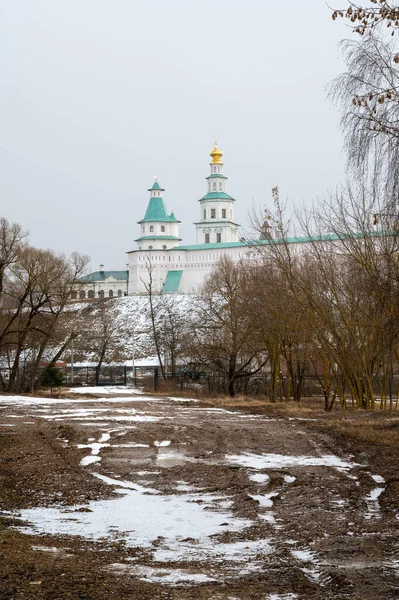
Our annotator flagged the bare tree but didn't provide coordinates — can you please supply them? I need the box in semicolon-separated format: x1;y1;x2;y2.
188;257;266;397
140;255;165;378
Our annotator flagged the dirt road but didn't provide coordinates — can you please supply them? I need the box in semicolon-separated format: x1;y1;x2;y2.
1;390;398;599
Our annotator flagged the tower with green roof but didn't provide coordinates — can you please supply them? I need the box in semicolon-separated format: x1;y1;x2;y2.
194;143;239;245
136;178;181;250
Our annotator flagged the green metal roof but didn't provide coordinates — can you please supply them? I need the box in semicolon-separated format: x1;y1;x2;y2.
193;220;239;226
199;192;235;202
148;180;164;191
134;235;181;242
163;270;183;293
206;174;227;179
78;270;128;283
175;231;387;251
138;197;180;223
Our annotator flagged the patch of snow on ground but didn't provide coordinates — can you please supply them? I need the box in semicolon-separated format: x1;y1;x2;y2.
0;395;154;406
371;474;385;484
284;475;296;484
80;455;101;467
365;486;385;520
153;538;274;567
167;397;199;403
154;440;171;447
227;452;358;472
17;481;251;549
110;564;217;585
250;492;279;508
291;548;322;583
267;595;298;600
249;473;270;484
68;386;143;395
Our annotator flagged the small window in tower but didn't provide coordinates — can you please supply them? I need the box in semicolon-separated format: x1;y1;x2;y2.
162;245;167;249
205;233;210;244
211;209;216;219
203;209;206;219
222;209;226;218
150;225;154;232
161;226;165;232
142;226;145;233
219;182;223;190
212;182;217;191
149;245;153;249
217;233;221;243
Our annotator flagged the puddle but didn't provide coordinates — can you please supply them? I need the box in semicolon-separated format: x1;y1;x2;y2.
156;448;192;467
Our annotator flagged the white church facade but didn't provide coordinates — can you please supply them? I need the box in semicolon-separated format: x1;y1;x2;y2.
78;143;252;297
128;142;247;295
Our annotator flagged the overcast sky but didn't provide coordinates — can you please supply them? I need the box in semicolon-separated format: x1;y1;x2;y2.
0;0;350;271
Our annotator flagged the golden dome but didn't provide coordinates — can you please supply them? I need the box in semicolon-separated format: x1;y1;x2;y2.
210;142;223;164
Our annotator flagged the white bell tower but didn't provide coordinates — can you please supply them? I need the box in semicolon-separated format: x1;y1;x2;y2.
194;142;239;245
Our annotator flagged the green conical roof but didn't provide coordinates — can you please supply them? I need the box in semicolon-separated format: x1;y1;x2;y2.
169;211;180;222
139;180;180;223
139;197;170;223
149;180;164;191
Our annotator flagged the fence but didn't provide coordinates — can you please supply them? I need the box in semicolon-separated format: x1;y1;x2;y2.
2;364;399;404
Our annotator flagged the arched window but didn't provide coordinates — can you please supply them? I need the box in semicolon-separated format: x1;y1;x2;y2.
109;290;113;298
150;225;154;232
79;290;85;299
161;225;165;232
117;289;122;297
88;290;94;299
162;245;167;249
71;291;77;299
149;245;153;249
98;290;104;298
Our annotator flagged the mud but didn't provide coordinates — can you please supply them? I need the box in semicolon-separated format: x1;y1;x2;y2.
0;392;398;599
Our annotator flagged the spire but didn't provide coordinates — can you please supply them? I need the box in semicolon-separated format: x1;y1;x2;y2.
149;175;164;192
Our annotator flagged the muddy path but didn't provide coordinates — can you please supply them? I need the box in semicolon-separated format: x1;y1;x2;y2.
0;391;398;599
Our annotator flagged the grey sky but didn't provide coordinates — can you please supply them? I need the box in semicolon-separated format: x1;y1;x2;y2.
1;0;350;271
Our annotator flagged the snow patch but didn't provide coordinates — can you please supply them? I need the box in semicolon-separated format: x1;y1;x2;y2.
227;452;357;472
110;564;217;585
17;483;251;550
